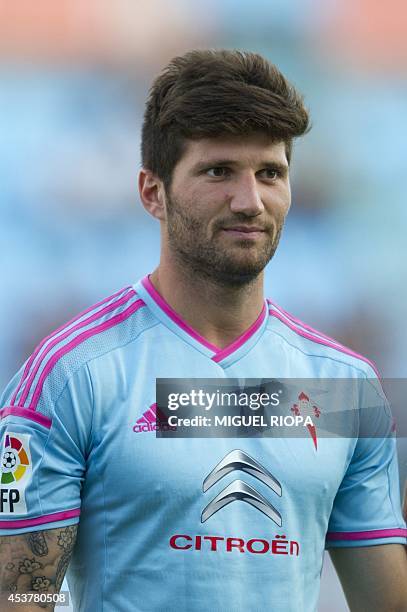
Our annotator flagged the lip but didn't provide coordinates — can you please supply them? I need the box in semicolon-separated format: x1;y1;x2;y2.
221;226;266;239
222;226;265;233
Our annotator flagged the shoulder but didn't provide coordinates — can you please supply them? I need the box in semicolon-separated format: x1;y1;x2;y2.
266;298;380;379
1;285;154;416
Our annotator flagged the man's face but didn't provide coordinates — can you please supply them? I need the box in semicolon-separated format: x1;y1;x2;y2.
163;134;291;286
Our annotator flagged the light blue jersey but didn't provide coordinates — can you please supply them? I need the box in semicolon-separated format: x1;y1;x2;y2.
1;275;406;612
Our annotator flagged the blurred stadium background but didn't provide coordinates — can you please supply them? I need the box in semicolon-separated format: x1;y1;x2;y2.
1;2;406;610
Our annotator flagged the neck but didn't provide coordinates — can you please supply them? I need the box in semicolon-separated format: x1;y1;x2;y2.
149;259;265;349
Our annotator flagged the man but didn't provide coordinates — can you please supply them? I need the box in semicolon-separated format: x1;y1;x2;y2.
0;49;406;611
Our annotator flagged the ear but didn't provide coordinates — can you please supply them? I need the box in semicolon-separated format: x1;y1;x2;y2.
138;169;166;221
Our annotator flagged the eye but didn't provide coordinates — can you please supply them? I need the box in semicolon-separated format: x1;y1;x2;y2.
206;167;229;178
259;168;279;180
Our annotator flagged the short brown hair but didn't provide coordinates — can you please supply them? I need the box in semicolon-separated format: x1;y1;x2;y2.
141;49;310;188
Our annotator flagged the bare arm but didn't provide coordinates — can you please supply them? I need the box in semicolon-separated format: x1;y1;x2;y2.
0;525;77;611
330;544;407;612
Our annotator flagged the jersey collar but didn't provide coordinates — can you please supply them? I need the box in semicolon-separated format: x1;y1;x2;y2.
134;275;268;366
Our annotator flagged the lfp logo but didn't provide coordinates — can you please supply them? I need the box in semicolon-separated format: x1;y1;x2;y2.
0;432;32;515
1;434;30;484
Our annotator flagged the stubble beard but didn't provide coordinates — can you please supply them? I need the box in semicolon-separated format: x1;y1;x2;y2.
165;192;284;288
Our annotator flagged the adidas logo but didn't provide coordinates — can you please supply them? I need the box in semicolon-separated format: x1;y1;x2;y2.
132;403;177;433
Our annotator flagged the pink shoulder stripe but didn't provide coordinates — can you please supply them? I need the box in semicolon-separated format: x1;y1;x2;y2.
15;289;136;407
0;508;80;530
11;286;131;405
27;299;145;410
326;528;407;541
268;307;381;378
267;299;342;347
0;406;52;428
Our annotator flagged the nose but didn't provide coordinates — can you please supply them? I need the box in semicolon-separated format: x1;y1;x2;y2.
229;173;264;216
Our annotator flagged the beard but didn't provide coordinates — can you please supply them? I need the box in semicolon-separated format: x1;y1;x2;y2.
165;191;284;288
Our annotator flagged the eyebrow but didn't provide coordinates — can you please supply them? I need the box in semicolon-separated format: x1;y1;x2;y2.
191;159;289;173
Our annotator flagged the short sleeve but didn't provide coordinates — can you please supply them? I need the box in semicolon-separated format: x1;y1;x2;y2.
326;376;407;547
0;364;93;535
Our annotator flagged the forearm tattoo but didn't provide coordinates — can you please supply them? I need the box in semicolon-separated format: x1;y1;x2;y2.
0;525;78;608
28;532;49;557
